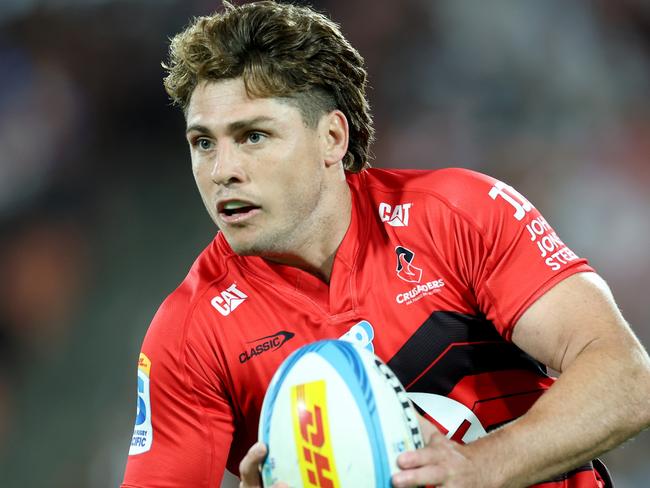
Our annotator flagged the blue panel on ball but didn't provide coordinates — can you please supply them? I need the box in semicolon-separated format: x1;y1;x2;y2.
314;340;391;487
260;340;391;487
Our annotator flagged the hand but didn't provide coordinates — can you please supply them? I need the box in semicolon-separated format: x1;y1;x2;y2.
238;442;289;488
391;414;485;488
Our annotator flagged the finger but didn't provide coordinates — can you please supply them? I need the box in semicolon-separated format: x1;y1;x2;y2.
397;446;442;470
392;464;447;488
239;442;267;487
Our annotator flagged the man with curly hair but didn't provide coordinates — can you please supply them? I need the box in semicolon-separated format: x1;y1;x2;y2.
121;2;650;487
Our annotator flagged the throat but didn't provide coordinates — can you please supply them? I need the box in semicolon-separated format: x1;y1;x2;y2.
265;251;335;284
263;180;353;284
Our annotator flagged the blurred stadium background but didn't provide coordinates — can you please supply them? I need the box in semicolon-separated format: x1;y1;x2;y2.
0;0;649;486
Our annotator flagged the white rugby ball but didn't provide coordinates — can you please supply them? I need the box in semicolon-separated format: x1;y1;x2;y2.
258;339;423;487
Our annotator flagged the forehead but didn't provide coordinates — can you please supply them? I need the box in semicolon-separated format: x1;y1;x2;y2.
186;78;300;129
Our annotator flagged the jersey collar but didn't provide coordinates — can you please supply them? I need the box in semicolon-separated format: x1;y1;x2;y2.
215;171;370;318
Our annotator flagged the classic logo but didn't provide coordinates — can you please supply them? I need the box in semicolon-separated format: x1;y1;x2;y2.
239;330;295;363
129;352;153;455
379;202;412;227
211;283;248;316
395;246;423;283
292;380;340;488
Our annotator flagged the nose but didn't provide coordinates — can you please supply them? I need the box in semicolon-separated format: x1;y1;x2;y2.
210;141;246;186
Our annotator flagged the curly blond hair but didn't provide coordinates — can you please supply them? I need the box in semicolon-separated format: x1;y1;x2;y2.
163;1;374;172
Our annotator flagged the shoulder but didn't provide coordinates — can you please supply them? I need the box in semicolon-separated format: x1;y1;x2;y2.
356;166;509;224
354;166;546;253
140;236;233;363
357;167;498;202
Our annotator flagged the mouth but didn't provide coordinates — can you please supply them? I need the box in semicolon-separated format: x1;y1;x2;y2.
217;199;262;224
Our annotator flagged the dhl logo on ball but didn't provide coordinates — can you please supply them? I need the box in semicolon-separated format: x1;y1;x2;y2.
291;380;340;488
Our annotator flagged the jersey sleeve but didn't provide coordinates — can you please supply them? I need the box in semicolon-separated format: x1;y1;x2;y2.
121;292;235;488
430;168;594;340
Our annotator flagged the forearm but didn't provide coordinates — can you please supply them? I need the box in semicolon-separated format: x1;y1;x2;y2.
464;337;650;487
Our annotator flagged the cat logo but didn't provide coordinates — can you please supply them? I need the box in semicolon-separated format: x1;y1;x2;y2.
211;283;248;316
378;203;412;227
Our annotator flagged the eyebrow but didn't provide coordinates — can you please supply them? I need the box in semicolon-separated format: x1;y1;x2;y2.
185;116;276;136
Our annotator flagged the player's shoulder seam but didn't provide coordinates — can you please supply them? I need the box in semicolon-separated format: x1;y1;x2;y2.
364;167;486;190
177;270;234;477
148;261;232;362
177;254;250;373
176;266;232;354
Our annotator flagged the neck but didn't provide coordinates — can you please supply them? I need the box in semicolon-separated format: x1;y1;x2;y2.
265;180;352;283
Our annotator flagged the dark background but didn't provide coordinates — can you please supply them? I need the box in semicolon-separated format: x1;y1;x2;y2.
0;0;649;486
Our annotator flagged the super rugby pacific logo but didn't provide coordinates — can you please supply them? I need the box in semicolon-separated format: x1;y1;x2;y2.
239;330;295;364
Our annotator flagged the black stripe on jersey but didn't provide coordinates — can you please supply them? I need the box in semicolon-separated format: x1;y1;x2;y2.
386;311;548;395
387;311;610;486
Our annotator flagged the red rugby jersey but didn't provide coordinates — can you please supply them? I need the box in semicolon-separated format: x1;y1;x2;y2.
121;168;607;488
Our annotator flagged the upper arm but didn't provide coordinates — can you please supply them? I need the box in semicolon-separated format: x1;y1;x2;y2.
512;272;643;372
426;168;593;339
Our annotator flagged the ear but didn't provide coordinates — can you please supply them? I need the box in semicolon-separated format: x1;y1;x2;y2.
321;110;349;168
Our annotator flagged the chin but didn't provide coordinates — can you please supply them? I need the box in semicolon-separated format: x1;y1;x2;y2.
223;234;267;257
222;225;290;257
224;238;254;256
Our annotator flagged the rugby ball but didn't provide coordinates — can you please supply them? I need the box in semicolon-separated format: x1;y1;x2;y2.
258;339;423;487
